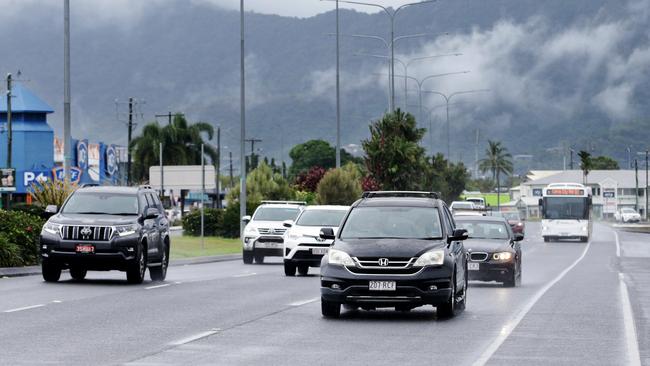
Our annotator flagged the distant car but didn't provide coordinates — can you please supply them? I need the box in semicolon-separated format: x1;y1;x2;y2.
319;191;469;318
497;211;525;235
241;201;305;264
455;216;523;287
465;197;486;209
450;201;475;213
282;205;349;276
614;208;641;223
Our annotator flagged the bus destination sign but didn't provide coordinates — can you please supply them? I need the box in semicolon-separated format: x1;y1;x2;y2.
547;188;584;195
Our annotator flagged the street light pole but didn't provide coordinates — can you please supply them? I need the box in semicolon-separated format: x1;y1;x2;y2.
646;150;648;221
335;0;341;168
239;0;247;237
201;143;205;250
63;0;72;184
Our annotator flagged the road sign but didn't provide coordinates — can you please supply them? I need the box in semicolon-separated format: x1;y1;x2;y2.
52;166;83;184
149;165;216;191
0;169;16;192
24;170;51;187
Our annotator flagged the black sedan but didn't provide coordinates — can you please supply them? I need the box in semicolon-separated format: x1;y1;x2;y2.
455;216;523;287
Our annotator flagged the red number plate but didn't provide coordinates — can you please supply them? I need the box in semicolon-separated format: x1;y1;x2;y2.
76;245;95;254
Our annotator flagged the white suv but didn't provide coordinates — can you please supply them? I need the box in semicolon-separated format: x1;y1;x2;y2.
282;205;349;276
614;207;641;223
242;201;305;264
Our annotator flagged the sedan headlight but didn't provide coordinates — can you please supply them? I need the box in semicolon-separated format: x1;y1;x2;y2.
492;252;513;261
328;249;355;266
42;222;62;236
114;224;139;237
413;250;445;267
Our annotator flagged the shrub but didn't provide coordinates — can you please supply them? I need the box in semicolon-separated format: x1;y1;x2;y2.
294;190;317;205
0;234;23;267
10;203;49;220
0;210;45;267
294;166;326;192
29;180;75;208
222;200;261;238
182;208;224;236
316;168;362;205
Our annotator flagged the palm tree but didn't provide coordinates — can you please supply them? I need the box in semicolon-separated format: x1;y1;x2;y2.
478;140;513;211
578;150;592;184
130;114;219;183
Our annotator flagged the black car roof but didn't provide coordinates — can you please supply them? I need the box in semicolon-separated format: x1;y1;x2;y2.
354;197;441;208
75;186;150;195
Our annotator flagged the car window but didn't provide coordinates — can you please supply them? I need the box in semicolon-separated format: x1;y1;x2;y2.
147;193;163;212
442;205;455;234
296;210;347;227
253;207;301;221
62;192;139;215
340;206;443;240
455;221;510;240
138;194;149;213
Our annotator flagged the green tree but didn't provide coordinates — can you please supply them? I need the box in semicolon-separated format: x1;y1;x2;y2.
288;139;360;177
578;150;592;184
591;155;619;170
227;162;295;204
362;109;428;190
478;141;513;210
130;114;218;182
316;167;362;205
427;154;471;202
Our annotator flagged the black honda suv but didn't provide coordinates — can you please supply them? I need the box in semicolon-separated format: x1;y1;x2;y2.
40;186;170;284
319;191;469;318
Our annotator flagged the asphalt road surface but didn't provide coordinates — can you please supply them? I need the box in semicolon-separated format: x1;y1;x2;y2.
1;222;648;366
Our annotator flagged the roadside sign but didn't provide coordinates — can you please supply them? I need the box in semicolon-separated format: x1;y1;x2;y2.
24;171;51;187
52;167;83;184
0;168;16;192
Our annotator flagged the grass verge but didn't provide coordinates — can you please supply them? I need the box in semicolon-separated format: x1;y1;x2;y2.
170;236;241;259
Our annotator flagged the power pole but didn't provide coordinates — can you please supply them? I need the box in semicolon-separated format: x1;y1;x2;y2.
127;97;134;185
335;0;341;169
63;0;72;184
159;142;164;199
240;0;247;237
4;74;13;209
635;159;639;212
474;128;480;179
245;138;262;172
216;127;222;209
646;150;648;221
155;112;184;126
569;149;574;170
229;151;234;188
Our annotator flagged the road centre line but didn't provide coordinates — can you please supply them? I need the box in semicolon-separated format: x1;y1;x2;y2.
472;240;592;366
289;297;319;307
145;284;171;290
618;273;641;366
4;304;46;313
614;231;621;257
168;329;221;346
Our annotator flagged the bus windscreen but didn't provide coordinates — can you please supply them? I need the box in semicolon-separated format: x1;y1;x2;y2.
542;197;589;220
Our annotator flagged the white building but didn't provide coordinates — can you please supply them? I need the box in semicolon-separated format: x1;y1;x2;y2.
510;170;645;219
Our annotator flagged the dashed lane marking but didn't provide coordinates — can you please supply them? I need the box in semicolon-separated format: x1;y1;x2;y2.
4;304;46;313
619;273;641;366
168;329;221;346
145;284;171;290
289;297;319;307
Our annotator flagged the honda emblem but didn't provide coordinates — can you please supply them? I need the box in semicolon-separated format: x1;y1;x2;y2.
378;258;389;267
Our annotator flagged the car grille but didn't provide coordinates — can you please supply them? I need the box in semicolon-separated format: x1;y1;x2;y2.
258;228;286;235
61;225;113;241
470;252;489;262
346;257;421;275
257;236;284;243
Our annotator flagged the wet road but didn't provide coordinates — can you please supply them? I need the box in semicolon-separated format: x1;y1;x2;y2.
0;222;647;365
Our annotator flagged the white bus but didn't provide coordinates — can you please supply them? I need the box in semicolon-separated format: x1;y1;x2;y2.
539;183;592;242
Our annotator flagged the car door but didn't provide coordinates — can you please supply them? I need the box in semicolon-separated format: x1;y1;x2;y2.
142;193;159;258
442;205;465;289
150;193;168;257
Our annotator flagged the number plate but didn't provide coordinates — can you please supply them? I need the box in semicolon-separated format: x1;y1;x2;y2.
257;242;282;249
311;248;328;255
468;262;480;271
369;281;396;291
75;244;95;254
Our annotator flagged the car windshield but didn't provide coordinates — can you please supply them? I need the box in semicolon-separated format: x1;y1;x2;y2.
452;202;474;209
500;212;520;220
62;192;139;215
543;197;589;220
253;207;301;221
456;221;510;240
622;208;636;213
340;206;443;239
296;209;347;227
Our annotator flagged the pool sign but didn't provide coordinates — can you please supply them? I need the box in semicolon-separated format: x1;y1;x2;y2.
52;167;83;184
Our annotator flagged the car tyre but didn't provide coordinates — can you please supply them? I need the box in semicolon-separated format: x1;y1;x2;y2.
70;266;87;281
42;260;61;283
321;297;341;318
127;244;146;284
284;262;296;276
437;271;457;318
580;236;588;243
543;236;549;243
243;250;254;264
297;264;309;276
254;254;265;264
150;244;169;282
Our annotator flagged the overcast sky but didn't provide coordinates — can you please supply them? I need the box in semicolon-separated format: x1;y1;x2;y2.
198;0;423;17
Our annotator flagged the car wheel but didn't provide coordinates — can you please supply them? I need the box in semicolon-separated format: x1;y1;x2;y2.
150;244;169;282
437;271;457;318
543;236;549;243
243;250;254;264
254;254;265;264
297;264;309;276
284;262;296;276
457;268;468;311
42;260;61;283
321;297;341;318
70;266;87;281
127;244;146;284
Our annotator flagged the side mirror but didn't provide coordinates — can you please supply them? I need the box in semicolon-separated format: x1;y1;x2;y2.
514;233;524;242
282;220;293;228
144;207;159;220
242;215;251;224
449;228;469;243
319;227;335;240
45;205;58;214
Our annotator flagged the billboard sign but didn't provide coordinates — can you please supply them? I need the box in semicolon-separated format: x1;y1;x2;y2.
24;171;51;187
77;140;88;170
88;143;100;181
0;169;16;192
106;145;118;175
52;167;83;185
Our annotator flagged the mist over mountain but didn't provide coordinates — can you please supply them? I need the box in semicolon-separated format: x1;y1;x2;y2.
1;0;649;172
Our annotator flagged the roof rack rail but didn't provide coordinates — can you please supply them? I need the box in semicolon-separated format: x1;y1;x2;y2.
260;200;307;205
361;191;440;199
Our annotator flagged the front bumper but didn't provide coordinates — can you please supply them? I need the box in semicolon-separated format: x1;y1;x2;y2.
284;240;330;266
243;235;285;257
40;233;140;271
468;261;514;282
320;264;453;307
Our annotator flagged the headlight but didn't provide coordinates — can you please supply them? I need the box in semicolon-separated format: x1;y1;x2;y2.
413;250;445;267
114;224;138;237
492;252;513;261
542;226;549;231
42;222;62;236
328;249;355;266
244;226;258;235
517;222;524;227
581;226;588;232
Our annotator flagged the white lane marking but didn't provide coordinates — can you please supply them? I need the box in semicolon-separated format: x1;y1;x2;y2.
175;281;182;284
51;300;62;303
289;297;319;307
145;284;171;290
472;240;592;366
169;329;220;346
619;273;641;366
614;231;621;257
4;304;46;313
232;273;257;278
